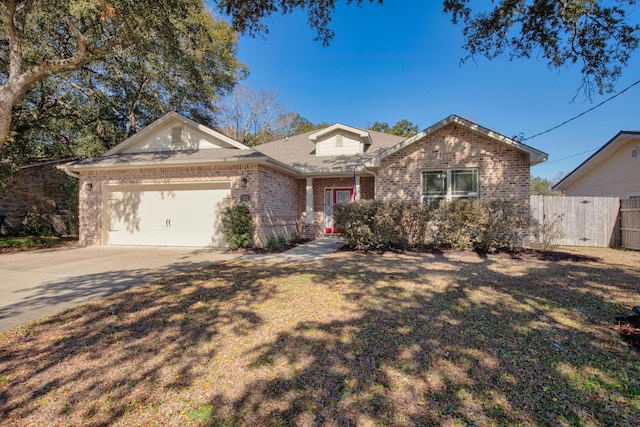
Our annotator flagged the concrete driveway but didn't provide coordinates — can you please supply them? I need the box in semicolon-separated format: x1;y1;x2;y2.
0;246;238;332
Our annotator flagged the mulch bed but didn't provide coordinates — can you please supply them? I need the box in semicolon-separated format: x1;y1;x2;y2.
225;239;311;254
615;315;640;352
340;245;602;263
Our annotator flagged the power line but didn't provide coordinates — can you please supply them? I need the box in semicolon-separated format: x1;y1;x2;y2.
543;146;600;165
522;78;640;141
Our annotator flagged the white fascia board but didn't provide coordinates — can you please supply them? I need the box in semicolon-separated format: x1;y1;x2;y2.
66;155;301;176
104;112;250;155
309;123;372;144
292;165;369;176
67;156;263;171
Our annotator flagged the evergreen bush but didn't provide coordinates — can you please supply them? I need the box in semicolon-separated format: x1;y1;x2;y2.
221;205;254;250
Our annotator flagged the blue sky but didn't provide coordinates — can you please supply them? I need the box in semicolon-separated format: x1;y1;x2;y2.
220;1;640;181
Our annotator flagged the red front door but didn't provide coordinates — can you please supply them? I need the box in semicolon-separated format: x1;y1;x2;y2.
325;188;352;234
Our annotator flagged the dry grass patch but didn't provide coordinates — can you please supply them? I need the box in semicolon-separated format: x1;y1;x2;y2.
1;247;639;426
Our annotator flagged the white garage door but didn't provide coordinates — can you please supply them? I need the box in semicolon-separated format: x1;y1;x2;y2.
105;183;231;247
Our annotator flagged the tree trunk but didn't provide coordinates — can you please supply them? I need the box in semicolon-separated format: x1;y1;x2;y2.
0;84;23;147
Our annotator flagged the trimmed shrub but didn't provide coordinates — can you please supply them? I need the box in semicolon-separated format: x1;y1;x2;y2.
475;199;531;253
432;199;530;252
398;202;432;249
335;199;530;253
221;205;254;250
334;200;431;250
334;200;381;250
431;199;482;250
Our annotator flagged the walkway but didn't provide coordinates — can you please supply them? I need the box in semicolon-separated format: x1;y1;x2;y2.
241;236;344;263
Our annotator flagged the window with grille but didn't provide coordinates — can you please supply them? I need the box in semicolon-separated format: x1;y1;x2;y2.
422;169;478;206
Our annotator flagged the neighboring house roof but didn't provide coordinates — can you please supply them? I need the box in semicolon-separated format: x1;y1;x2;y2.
255;128;405;174
367;115;548;167
553;130;640;192
18;158;79;169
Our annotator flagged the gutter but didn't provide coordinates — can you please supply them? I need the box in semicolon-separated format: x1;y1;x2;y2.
57;164;80;179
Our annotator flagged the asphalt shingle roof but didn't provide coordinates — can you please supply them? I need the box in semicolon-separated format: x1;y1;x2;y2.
254;128;406;173
68;148;266;169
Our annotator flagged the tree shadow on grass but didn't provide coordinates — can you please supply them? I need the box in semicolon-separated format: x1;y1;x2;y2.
0;250;638;426
0;263;278;425
203;252;640;426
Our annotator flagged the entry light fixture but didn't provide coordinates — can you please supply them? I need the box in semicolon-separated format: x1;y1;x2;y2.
241;177;248;188
85;182;93;191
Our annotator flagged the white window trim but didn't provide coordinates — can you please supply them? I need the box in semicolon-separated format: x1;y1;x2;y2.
421;169;478;204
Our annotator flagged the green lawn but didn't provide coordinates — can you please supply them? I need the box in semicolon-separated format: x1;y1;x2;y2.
0;247;638;426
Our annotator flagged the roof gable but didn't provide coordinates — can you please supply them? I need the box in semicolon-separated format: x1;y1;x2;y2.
367;115;548;167
105;112;250;155
254;126;405;173
309;124;373;157
553;131;640;191
309;124;372;144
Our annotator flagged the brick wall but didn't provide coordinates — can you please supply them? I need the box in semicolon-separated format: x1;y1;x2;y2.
78;163;303;247
377;124;531;205
254;165;300;245
0;163;72;235
78;164;261;246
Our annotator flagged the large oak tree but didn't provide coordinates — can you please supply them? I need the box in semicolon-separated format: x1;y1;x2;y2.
3;0;638;149
0;0;244;148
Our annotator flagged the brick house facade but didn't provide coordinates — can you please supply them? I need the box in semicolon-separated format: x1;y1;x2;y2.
375;125;531;205
62;113;546;247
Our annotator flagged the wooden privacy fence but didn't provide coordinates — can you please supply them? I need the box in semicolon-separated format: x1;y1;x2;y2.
530;195;620;247
620;198;640;250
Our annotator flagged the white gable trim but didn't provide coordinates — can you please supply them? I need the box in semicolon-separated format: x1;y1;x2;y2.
553;131;640;191
366;115;548;167
309;123;372;144
104;112;250;155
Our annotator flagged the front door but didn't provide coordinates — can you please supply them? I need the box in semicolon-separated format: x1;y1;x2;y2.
325;188;352;234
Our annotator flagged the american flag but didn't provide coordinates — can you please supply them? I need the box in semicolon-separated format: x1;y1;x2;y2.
350;170;357;202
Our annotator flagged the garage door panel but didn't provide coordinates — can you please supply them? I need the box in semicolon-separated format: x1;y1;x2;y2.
106;184;231;247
